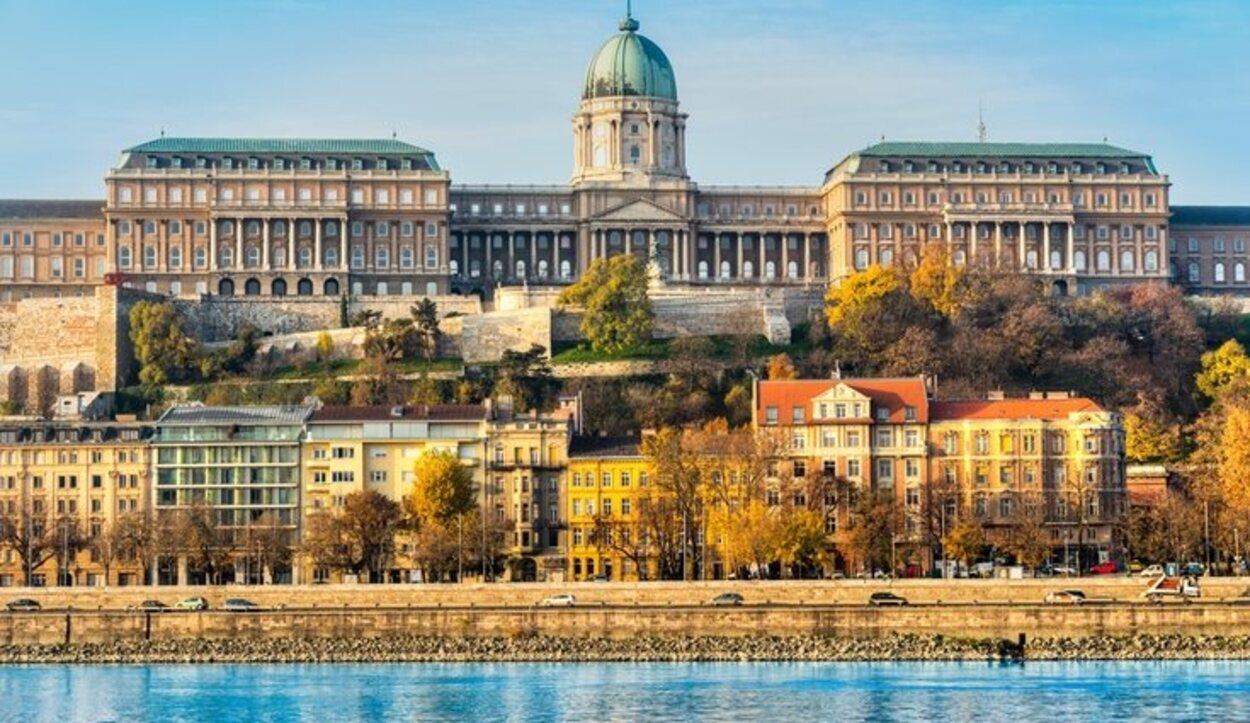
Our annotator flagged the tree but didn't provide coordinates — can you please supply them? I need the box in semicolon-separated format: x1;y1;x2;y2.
350;356;405;406
114;511;161;585
302;491;403;582
642;427;705;579
242;513;292;584
129;300;199;386
558;254;654;353
170;504;235;584
315;331;335;362
363;317;418;363
0;507;84;585
495;345;561;413
778;508;832;579
1124;396;1184;463
722;500;782;578
411;299;442;363
407;449;476;527
835;494;899;575
766;354;798;381
909;244;966;316
1197;339;1250;399
409;373;445;406
943;517;985;572
1004;496;1050;572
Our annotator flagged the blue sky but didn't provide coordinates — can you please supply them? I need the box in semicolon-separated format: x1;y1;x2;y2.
0;0;1246;202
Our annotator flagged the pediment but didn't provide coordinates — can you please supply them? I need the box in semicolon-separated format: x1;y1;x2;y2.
592;198;687;223
813;383;871;403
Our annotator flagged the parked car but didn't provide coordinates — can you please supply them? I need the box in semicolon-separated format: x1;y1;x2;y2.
709;592;744;607
126;600;168;611
1182;562;1206;577
1088;561;1119;575
1044;589;1086;605
1140;564;1165;578
174;597;210;611
969;562;996;578
1039;564;1077;577
222;598;260;612
868;592;908;607
539;594;576;607
5;598;40;612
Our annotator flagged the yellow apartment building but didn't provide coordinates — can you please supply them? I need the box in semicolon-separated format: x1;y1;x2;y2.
566;436;651;582
299;404;488;583
929;394;1126;566
0;417;152;587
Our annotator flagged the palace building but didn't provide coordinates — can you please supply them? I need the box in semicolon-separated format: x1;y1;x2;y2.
0;8;1245;303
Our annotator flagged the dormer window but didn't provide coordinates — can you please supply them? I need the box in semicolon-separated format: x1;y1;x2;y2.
875;407;889;422
903;161;915;173
1120;163;1130;174
401;159;412;170
880;161;891;172
273;158;284;170
326;158;338;170
221;157;234;170
998;162;1011;173
1024;162;1035;173
928;161;940;173
352;158;364;170
376;158;388;170
145;156;159;169
300;158;312;170
247;157;260;170
1096;163;1107;174
1071;162;1082;174
171;157;183;169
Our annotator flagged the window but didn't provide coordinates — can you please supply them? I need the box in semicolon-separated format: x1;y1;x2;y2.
400;246;414;269
1215;262;1226;283
765;406;778;425
1188;262;1201;283
375;245;389;268
425;245;438;270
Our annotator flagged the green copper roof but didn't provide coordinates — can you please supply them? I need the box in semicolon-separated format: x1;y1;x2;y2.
583;13;677;101
857;141;1147;159
126;137;435;156
1171;206;1250;227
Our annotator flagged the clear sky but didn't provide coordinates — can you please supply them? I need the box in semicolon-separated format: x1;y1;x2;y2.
0;0;1246;203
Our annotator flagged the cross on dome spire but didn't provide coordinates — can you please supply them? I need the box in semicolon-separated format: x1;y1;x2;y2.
620;0;640;32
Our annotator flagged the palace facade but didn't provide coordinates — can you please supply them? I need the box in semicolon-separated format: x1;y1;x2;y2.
2;8;1239;302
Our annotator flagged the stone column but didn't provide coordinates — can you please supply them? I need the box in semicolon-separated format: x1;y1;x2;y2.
288;218;296;270
804;234;812;278
713;234;722;281
735;232;744;279
1043;222;1053;271
461;233;470;279
969;224;978;265
758;233;766;280
1066;222;1076;273
261;219;270;269
1018;222;1027;270
552;233;561;280
209;218;218;271
782;233;790;281
530;232;538;279
506;231;515;280
485;232;493;279
994;222;1002;268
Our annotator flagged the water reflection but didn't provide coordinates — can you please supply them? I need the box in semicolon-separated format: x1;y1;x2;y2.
1;660;1249;722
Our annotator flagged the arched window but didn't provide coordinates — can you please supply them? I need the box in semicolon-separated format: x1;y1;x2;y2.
221;220;234;236
376;281;389;296
273;246;286;269
719;260;731;279
999;494;1012;518
426;282;438;297
1025;250;1038;269
1096;250;1110;272
1187;262;1201;283
300;221;312;237
246;221;260;237
218;278;235;296
764;260;776;279
375;245;389;269
350;246;365;269
593;145;607;168
144;281;157;293
273;221;286;236
449;259;460;277
697;260;709;280
1236;263;1246;283
1120;249;1135;272
854;248;869;271
425;245;438;270
1074;250;1087;271
1215;262;1226;283
194;246;206;269
401;282;413;295
118;246;132;269
169;246;182;269
323;278;340;296
560;259;571;279
742;261;754;279
144;245;157;269
879;247;894;266
352;281;363;295
1050;250;1062;270
325;221;337;237
538;260;549;279
629;145;641;164
952;249;966;266
516;260;526;278
1144;250;1159;273
470;260;481;278
244;278;261;296
324;246;338;268
220;245;234;269
787;260;798;279
492;259;503;278
400;246;414;269
297;278;313;296
271;279;287;297
245;245;260;268
903;250;917;268
295;247;309;268
170;281;182;296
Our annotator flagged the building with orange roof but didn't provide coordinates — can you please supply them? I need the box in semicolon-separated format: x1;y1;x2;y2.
929;392;1126;570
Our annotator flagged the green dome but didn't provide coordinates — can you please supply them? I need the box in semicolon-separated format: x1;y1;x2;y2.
582;15;677;101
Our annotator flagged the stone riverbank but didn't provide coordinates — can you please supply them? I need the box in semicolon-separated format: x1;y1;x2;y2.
5;634;1250;664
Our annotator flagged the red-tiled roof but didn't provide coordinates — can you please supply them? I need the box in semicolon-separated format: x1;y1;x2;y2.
756;378;929;425
931;398;1103;421
310;405;486;422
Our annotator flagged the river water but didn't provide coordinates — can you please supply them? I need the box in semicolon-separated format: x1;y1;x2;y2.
1;660;1246;722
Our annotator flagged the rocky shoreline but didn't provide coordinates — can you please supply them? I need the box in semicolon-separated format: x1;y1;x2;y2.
4;634;1250;664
